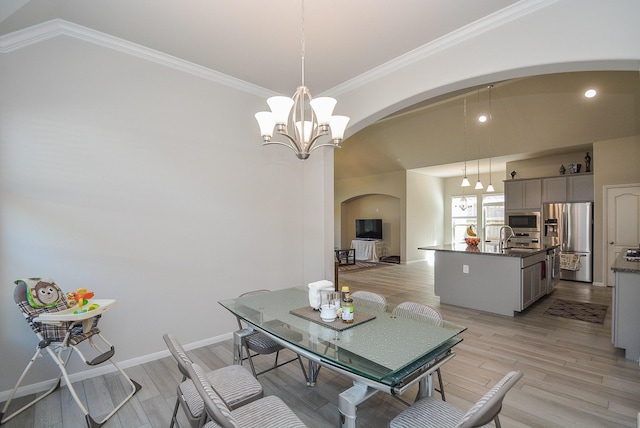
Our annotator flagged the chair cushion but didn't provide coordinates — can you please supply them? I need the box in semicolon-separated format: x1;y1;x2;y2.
180;365;263;416
389;396;490;428
231;395;307;428
245;333;283;354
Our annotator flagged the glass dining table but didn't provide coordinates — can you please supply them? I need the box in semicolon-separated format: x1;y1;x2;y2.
219;286;466;428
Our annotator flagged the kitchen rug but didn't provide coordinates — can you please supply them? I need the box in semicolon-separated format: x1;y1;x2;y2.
544;299;608;324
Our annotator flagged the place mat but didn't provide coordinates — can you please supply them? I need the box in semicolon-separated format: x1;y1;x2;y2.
289;306;376;331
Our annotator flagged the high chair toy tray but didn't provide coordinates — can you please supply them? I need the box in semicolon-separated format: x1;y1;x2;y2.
34;299;117;323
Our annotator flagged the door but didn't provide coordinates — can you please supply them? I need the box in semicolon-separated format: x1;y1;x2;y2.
605;185;640;286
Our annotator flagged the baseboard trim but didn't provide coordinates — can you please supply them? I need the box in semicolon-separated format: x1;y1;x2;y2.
0;331;232;402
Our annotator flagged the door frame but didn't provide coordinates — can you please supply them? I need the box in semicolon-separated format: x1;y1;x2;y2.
603;183;640;287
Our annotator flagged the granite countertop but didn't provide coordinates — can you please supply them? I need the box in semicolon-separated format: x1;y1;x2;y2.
418;243;558;258
611;249;640;274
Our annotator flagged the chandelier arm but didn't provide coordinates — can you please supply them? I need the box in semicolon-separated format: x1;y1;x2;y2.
308;141;340;153
262;140;305;156
275;129;304;153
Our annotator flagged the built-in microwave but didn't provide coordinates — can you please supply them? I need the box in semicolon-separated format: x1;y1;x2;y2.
506;211;540;232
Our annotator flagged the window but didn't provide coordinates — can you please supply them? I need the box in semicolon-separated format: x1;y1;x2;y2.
452;195;477;243
482;194;505;242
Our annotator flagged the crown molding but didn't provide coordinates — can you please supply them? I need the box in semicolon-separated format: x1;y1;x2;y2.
327;0;558;97
0;18;275;98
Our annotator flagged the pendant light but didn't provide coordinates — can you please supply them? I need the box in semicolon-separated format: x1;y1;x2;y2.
461;97;470;187
474;89;483;190
459;170;468;210
474;158;484;190
486;84;495;192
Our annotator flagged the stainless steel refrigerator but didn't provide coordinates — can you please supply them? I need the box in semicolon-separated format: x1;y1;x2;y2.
542;202;593;283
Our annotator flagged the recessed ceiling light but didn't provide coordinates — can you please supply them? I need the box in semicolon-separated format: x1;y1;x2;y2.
478;114;487;123
584;89;597;98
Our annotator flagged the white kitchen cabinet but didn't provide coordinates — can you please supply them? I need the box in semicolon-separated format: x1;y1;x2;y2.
521;253;546;310
541;174;594;203
542;177;567;202
612;256;640;361
521;264;535;309
567;174;594;202
505;179;541;210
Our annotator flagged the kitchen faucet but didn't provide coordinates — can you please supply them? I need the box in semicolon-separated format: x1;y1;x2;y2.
499;225;515;252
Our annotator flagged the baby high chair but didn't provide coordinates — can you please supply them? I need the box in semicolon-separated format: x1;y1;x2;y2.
0;278;141;428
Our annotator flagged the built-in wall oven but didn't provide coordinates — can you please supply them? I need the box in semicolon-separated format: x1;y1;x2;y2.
506;212;541;248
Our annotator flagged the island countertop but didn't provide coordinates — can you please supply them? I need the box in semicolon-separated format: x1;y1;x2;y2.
611;250;640;274
418;243;558;257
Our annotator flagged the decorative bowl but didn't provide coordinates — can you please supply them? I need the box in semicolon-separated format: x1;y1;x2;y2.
465;237;480;246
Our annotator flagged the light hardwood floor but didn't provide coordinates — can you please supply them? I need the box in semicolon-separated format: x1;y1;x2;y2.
2;260;639;427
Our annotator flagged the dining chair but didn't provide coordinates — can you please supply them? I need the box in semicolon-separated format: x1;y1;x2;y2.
351;290;387;312
236;290;308;381
187;362;308;428
391;302;446;400
389;370;523;428
163;333;263;428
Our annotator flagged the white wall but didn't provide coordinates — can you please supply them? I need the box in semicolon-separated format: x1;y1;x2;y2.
0;35;328;394
406;171;444;261
2;0;639;398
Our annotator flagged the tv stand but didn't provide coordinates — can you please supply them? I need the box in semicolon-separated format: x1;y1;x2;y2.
351;239;381;262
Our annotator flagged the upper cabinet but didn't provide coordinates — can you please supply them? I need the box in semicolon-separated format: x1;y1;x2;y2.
542;177;566;202
567;174;594;202
507;173;593;210
505;179;541;210
542;173;594;203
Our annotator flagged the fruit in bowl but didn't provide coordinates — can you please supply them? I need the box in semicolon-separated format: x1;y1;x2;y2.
465;237;481;246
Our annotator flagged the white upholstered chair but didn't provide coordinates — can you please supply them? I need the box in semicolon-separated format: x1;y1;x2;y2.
389;370;523;428
391;302;446;400
163;333;263;428
351;290;387;312
188;362;308;428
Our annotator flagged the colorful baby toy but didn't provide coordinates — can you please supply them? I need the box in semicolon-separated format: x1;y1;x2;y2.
67;288;99;314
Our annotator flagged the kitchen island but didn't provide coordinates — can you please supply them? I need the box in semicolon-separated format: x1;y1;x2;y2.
611;250;640;361
419;243;558;317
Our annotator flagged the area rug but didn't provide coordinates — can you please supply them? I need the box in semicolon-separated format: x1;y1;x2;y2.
544;299;608;324
337;261;382;272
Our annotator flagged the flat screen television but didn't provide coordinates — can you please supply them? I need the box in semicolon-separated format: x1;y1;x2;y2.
355;219;382;240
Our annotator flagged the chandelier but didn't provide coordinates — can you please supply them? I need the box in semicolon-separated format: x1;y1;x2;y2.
255;1;350;160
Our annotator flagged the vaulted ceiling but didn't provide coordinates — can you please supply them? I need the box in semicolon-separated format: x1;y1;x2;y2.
2;1;638;180
335;71;640;180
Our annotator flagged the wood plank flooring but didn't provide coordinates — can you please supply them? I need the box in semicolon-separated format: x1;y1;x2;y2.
2;259;639;427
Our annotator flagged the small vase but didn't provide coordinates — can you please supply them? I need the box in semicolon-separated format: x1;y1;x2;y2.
585;152;591;172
